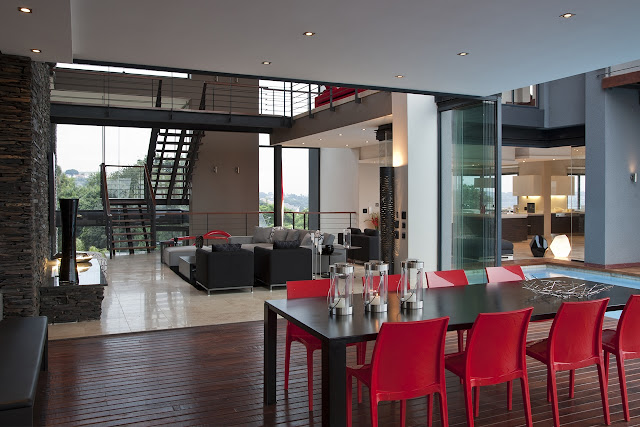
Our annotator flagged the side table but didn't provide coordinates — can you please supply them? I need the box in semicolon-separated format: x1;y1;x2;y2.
178;255;196;284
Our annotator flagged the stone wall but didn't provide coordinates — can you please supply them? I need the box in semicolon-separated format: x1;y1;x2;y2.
0;53;52;317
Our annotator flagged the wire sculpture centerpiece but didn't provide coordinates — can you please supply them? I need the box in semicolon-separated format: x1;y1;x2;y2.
522;277;613;299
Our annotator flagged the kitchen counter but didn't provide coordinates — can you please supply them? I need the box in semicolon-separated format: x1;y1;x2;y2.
502;212;585;242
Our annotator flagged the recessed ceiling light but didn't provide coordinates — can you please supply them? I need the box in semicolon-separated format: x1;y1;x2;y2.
338;133;342;136
318;138;322;141
395;75;404;78
303;31;315;37
458;52;469;56
362;128;366;131
346;144;349;147
365;141;369;143
302;142;305;145
560;12;575;18
553;158;556;160
18;7;32;13
261;61;271;65
31;49;41;53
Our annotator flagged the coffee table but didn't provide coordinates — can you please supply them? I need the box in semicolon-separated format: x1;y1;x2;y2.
178;255;196;284
264;277;637;426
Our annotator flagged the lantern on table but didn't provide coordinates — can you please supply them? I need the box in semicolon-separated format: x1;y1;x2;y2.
364;260;388;312
329;262;354;315
399;259;425;310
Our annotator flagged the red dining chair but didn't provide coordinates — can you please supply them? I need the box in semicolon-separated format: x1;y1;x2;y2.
346;317;450;427
602;295;640;422
426;269;469;352
445;307;534;427
485;265;525;283
526;299;610;427
284;279;366;411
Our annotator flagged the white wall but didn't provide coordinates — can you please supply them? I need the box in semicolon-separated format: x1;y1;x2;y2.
319;148;359;234
190;131;259;235
358;163;379;230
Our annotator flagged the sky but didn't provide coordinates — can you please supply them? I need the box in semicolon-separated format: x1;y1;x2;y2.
56;126;309;195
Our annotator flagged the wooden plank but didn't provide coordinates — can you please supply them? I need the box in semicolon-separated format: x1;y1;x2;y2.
36;318;638;426
602;70;640;89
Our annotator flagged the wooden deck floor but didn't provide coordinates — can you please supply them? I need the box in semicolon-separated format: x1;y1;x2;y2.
36;317;640;426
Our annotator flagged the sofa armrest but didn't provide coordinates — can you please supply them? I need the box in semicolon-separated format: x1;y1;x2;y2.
228;236;253;244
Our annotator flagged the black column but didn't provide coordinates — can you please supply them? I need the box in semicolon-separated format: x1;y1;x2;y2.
380;166;395;271
274;145;283;227
308;148;320;230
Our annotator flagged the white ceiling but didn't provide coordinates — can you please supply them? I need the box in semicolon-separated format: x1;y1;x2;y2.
281;116;392;149
2;0;640;96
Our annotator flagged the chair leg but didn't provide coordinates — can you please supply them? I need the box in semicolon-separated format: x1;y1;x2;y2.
521;376;533;427
604;351;610;380
457;330;465;352
569;369;575;398
463;382;475;427
597;362;611;425
439;390;449;427
371;398;379;427
356;343;366;403
306;347;314;411
346;374;353;427
427;394;433;427
401;399;407;427
507;380;513;410
549;369;560;427
616;355;630;422
473;386;480;417
284;336;292;390
547;370;552;402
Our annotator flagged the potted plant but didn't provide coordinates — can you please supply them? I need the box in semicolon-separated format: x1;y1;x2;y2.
367;212;380;230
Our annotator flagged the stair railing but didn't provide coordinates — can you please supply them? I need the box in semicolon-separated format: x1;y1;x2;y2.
100;163;114;257
143;164;157;246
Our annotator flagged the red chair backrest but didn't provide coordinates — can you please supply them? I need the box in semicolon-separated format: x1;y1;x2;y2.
466;308;533;379
361;274;402;292
549;298;609;364
204;230;231;239
426;270;468;288
618;295;640;352
370;317;449;396
485;266;525;283
287;279;330;299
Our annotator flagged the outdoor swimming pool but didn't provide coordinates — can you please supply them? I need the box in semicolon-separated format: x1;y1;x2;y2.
521;265;640;318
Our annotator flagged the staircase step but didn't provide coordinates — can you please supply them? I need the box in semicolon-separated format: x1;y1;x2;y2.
111;219;152;224
111;239;155;244
112;232;152;236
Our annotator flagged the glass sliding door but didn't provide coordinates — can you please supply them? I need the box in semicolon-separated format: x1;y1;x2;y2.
439;100;499;283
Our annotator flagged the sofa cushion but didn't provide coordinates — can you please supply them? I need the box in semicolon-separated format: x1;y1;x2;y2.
211;243;242;252
272;229;289;242
364;229;379;237
253;226;273;243
286;229;300;241
348;227;362;234
273;239;301;249
323;233;335;245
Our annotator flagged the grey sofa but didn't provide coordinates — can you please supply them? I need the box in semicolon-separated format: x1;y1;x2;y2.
344;228;380;262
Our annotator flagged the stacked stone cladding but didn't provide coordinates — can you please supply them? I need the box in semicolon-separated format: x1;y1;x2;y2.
0;53;52;317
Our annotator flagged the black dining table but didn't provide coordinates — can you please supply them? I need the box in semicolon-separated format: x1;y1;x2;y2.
263;277;638;426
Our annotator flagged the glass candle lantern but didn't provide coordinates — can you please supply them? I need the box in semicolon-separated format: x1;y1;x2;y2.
364;261;388;312
343;228;352;248
399;259;425;309
329;263;354;315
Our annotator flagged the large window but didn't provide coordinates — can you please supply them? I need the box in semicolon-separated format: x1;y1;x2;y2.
501;174;518;212
567;174;586;211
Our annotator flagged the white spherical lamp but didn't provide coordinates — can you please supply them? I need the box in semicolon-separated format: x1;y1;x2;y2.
550;234;572;258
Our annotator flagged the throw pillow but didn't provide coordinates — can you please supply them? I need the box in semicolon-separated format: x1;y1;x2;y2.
273;239;301;249
286;229;300;241
300;233;312;246
364;229;379;236
323;233;335;245
348;227;362;234
272;228;288;242
253;226;273;243
211;243;242;252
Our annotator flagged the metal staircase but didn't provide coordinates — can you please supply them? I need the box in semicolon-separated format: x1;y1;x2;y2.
146;81;206;205
101;164;157;258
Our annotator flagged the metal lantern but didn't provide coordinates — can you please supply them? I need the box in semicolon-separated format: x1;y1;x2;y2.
329;263;354;315
364;261;388;312
399;259;425;310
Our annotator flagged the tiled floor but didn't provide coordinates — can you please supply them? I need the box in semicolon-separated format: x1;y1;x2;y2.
47;252;367;340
